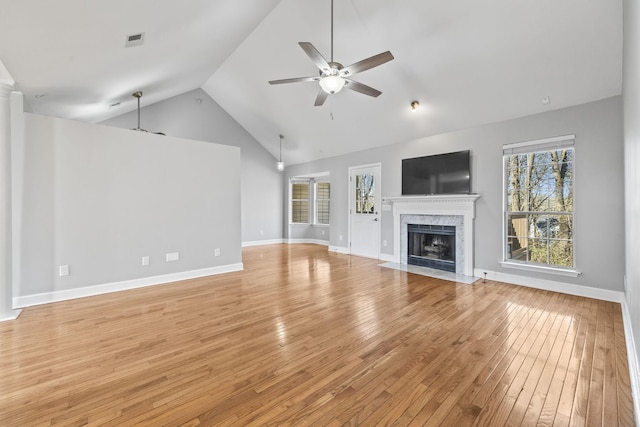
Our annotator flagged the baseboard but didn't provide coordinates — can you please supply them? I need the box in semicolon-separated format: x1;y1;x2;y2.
379;253;395;263
13;263;244;309
621;299;640;426
328;245;350;255
475;268;625;303
287;239;329;246
242;239;285;247
0;308;22;322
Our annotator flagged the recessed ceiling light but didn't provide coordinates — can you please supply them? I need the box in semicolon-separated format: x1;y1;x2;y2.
542;96;551;105
108;102;121;109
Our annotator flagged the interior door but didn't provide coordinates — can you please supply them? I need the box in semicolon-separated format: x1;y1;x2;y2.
349;164;380;259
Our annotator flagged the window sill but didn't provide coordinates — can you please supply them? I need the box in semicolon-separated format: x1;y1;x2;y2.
500;261;581;277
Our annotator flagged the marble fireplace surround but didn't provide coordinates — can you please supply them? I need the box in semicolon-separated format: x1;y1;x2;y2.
383;194;480;277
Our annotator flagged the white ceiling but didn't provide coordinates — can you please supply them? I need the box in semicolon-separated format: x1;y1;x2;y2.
0;0;623;165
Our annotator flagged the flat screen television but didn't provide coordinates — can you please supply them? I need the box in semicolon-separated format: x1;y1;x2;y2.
402;150;471;195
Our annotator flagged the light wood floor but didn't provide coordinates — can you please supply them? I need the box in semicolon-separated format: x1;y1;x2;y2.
0;244;635;426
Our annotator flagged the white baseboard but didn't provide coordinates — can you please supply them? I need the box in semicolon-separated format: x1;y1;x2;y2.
621;299;640;427
475;268;625;303
13;263;244;309
242;239;285;247
0;309;22;322
379;253;395;263
287;239;329;246
328;245;350;255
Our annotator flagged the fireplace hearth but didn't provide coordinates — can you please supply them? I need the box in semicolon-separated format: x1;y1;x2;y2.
407;224;456;272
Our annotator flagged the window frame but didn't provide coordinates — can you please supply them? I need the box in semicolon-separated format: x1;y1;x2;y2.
290;180;311;225
314;179;330;226
500;134;580;276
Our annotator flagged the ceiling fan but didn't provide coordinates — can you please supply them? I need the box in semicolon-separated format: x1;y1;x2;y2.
268;0;394;106
130;91;165;135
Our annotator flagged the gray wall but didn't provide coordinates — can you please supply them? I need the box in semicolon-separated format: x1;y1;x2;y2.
17;113;241;296
102;89;283;244
624;0;640;383
289;224;330;242
285;96;625;293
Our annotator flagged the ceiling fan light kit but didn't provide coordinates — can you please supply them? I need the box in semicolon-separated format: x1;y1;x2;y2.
268;0;394;106
319;74;345;94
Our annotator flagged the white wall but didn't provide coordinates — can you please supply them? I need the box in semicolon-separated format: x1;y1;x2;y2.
285;96;625;294
101;89;283;244
624;0;640;415
15;113;241;298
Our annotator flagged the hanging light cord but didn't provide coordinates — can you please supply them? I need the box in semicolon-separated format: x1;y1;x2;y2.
279;134;283;161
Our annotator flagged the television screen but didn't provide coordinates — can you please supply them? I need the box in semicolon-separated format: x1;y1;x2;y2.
402;150;471;195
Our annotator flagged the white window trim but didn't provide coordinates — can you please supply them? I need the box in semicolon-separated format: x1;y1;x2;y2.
499;261;580;277
289;177;331;226
290;179;311;225
502;134;578;275
314;179;330;226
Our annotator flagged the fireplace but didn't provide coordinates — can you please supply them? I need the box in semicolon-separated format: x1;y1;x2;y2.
384;194;479;277
407;224;456;272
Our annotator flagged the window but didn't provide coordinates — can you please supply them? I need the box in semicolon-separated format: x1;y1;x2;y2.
290;177;330;225
315;181;330;225
503;135;575;269
355;174;375;214
291;182;310;224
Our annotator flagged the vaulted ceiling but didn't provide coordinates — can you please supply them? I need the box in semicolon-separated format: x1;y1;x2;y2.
0;0;623;165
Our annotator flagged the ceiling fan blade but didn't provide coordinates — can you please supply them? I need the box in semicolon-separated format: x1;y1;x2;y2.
344;79;382;97
314;89;329;106
341;51;394;76
299;42;331;72
269;76;320;85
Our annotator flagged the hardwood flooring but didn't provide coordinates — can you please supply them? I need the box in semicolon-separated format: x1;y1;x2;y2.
0;244;635;426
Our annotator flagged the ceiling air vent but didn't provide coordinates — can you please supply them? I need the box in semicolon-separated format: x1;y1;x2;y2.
125;32;145;48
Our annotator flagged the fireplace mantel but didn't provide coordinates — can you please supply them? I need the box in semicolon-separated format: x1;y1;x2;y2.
383;194;480;276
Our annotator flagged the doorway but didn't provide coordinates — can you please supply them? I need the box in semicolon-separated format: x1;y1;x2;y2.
348;164;381;259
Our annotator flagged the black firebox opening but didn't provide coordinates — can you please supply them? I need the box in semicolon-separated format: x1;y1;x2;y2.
407;224;456;272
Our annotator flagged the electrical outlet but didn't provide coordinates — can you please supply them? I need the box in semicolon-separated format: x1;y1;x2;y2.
59;265;69;277
383;240;387;247
321;230;325;235
142;256;149;266
339;235;343;241
214;248;221;257
260;230;264;236
166;252;179;262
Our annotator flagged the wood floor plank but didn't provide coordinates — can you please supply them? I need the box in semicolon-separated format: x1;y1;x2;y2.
0;244;634;426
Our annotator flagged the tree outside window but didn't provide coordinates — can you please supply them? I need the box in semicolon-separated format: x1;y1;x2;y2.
505;145;574;268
